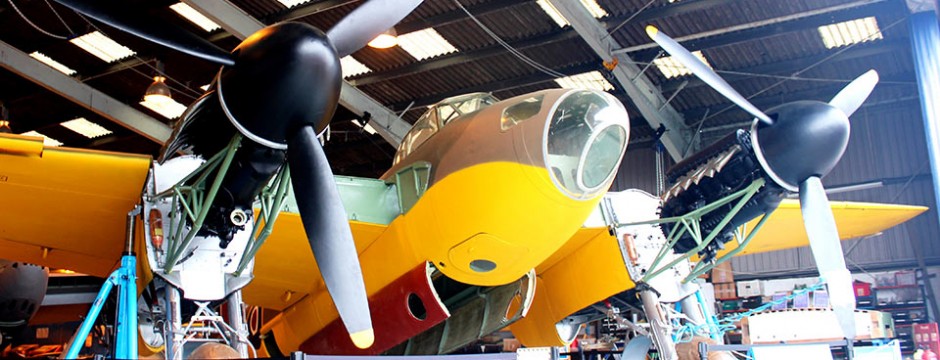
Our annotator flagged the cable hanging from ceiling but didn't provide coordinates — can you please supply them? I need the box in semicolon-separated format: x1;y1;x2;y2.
7;0;71;40
453;0;568;79
72;12;204;102
10;0;205;103
692;15;911;126
43;0;74;35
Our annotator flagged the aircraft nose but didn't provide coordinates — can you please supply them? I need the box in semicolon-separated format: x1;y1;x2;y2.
544;90;630;200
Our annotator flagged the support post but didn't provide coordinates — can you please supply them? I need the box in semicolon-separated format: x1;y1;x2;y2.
907;2;940;324
227;291;250;357
65;210;139;359
639;288;678;360
166;287;184;360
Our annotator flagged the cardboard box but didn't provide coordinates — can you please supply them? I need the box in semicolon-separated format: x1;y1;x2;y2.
715;283;737;300
792;291;810;308
813;290;829;308
895;270;917;286
711;261;734;284
737;280;763;298
742;309;894;344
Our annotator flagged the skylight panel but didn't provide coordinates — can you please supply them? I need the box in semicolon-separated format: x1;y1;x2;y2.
397;28;458;61
170;3;221;32
20;131;63;146
536;0;608;27
140;97;188;119
277;0;311;8
818;17;883;49
653;50;711;79
70;31;136;63
60;118;112;138
340;56;372;78
554;71;614;91
29;52;77;76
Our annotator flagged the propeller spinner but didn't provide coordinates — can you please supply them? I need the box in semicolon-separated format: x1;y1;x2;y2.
647;26;878;339
53;0;424;349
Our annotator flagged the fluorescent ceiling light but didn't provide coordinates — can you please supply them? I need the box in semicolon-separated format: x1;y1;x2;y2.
340;56;372;78
653;50;711;79
397;28;458;61
20;131;63;146
140;96;188;119
536;0;608;27
70;31;136;63
554;71;614;91
170;3;221;32
29;52;77;76
60;117;112;139
277;0;311;8
818;17;883;49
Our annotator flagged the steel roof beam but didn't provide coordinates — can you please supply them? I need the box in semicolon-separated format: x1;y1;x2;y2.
350;0;725;87
352;0;896;92
184;0;410;146
349;30;579;86
390;62;599;110
207;0;529;43
0;40;171;143
546;0;693;160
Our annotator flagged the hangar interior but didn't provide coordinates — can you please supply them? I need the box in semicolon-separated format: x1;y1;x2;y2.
0;0;938;359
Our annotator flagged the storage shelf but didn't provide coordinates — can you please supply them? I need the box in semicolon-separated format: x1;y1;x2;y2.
876;284;921;290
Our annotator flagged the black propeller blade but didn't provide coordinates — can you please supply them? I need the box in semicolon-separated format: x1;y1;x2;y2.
51;0;429;348
327;0;423;57
52;0;235;66
647;26;880;340
288;126;373;348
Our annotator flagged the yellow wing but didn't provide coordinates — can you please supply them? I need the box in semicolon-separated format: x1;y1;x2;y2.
0;134;151;277
242;215;390;311
717;199;928;257
514;199;927;346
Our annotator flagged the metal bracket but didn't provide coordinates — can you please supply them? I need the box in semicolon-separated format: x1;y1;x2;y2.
616;178;767;283
154;135;243;273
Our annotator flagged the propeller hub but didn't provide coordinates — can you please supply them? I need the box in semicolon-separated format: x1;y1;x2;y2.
751;100;850;191
218;22;341;148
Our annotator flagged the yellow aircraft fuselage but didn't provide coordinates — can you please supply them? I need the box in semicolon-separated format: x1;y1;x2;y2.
257;89;631;353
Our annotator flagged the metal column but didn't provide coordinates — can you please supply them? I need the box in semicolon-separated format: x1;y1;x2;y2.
227;291;250;357
639;289;678;360
166;287;184;360
908;7;940;323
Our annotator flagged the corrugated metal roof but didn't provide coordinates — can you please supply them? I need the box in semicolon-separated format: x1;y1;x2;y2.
0;0;925;179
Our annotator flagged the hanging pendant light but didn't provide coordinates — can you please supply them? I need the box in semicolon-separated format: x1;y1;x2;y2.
0;102;10;134
144;75;172;104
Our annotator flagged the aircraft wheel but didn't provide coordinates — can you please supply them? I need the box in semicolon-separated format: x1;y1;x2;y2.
138;290;166;355
188;342;240;359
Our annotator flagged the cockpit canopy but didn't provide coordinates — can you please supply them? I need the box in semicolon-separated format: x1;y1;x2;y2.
394;93;499;164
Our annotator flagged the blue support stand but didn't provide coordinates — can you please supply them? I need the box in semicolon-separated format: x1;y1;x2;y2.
65;209;139;359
